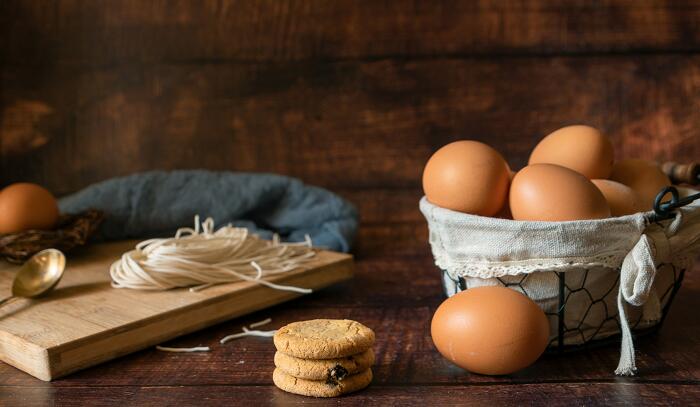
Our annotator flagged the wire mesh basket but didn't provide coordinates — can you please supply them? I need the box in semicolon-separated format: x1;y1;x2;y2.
422;185;700;373
441;261;685;352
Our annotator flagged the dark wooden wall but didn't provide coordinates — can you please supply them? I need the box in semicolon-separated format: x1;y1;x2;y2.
1;1;699;255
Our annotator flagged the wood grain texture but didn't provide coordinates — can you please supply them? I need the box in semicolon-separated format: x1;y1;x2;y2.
0;259;697;404
0;241;353;381
2;0;700;65
2;56;699;194
0;256;698;387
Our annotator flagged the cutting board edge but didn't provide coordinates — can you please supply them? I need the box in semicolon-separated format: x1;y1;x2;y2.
0;329;52;381
37;255;354;381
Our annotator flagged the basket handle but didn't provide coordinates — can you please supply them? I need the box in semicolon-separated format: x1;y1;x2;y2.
662;161;699;185
650;186;700;222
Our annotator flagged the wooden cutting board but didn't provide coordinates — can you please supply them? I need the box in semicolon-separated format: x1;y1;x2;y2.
0;241;353;381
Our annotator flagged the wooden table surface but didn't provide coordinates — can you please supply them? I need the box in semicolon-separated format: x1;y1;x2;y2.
0;235;698;405
1;1;700;405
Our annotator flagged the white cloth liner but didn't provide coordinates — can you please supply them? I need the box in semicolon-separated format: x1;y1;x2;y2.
420;188;700;376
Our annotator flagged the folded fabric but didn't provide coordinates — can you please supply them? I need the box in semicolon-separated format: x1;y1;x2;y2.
59;170;358;252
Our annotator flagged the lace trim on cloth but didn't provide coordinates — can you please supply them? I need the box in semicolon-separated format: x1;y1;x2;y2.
437;253;628;280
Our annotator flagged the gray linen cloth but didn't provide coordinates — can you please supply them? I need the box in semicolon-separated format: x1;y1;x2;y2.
59;170;358;252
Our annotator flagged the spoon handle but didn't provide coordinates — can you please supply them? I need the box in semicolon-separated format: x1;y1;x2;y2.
0;296;16;307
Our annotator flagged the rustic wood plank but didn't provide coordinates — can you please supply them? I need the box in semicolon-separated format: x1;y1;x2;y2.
0;383;698;405
2;56;699;193
2;0;700;65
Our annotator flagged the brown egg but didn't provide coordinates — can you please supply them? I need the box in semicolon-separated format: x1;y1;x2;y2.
494;166;516;219
591;179;643;216
510;164;611;221
422;140;510;216
0;183;59;234
529;125;614;179
610;159;671;211
431;286;550;375
495;198;513;220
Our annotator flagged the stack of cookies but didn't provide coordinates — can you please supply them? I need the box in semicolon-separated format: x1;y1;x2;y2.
272;319;375;398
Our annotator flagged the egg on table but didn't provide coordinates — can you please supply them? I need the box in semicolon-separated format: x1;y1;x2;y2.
0;183;60;234
610;159;671;211
422;140;510;216
529;125;614;179
509;164;611;221
431;286;550;375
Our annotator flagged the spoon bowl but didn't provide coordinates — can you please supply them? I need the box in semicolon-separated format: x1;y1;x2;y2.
11;249;66;298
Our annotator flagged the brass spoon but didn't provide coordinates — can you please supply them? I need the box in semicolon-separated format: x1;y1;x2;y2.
0;249;66;307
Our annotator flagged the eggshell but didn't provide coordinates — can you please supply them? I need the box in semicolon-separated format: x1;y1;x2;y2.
0;183;59;234
610;159;671;211
510;164;611;221
591;179;643;216
529;125;614;179
422;140;510;216
431;286;550;375
495;198;513;220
